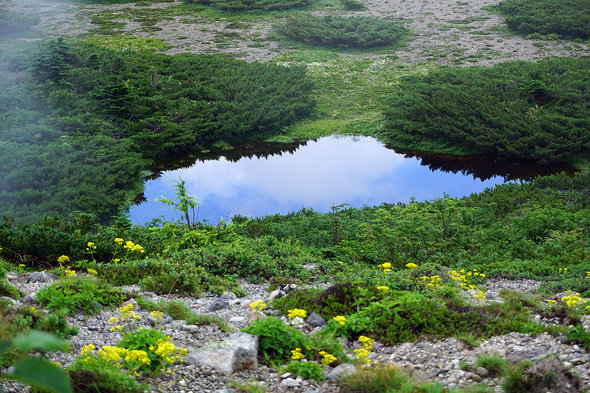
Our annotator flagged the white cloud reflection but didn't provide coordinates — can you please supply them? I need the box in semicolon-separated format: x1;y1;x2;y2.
130;136;502;224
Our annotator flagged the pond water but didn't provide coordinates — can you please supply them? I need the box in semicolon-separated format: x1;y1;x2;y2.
128;135;572;225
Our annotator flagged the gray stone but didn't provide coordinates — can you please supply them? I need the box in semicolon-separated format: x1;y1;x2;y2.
476;367;489;377
182;325;200;333
306;312;327;328
0;296;17;305
208;299;230;312
280;378;300;387
220;292;238;301
184;332;258;376
325;363;357;381
27;271;52;283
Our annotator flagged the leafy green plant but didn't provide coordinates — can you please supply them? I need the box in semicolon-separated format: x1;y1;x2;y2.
36;276;126;315
277;15;407;49
243;317;307;363
282;360;325;381
0;330;72;393
156;177;200;230
117;327;188;374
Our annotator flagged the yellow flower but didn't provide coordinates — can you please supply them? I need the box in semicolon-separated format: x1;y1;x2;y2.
405;263;418;269
376;286;389;293
57;255;70;264
319;351;337;365
151;310;165;323
333;316;346;326
354;348;371;364
287;309;307;319
379;262;391;269
291;347;305;360
87;268;98;276
65;269;76;277
86;242;96;251
250;300;266;312
114;238;124;245
358;336;374;351
113;258;121;264
124;241;135;250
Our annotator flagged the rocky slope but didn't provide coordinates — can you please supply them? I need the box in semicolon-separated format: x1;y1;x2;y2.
2;272;590;393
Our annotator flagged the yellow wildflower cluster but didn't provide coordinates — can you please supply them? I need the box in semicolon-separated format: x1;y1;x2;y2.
87;268;98;276
79;344;151;371
57;255;70;264
150;339;187;364
562;291;586;308
250;300;266;312
124;240;145;253
358;336;374;351
86;242;97;252
291;347;305;360
376;286;389;293
379;262;392;273
288;309;307;319
354;348;371;365
448;269;485;290
119;304;141;322
586;272;590;278
420;275;444;289
319;351;337;366
150;310;165;324
559;268;568;274
333;316;346;326
474;290;486;301
405;263;418;269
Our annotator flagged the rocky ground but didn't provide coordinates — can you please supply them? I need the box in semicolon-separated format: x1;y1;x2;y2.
2;271;590;393
4;0;590;64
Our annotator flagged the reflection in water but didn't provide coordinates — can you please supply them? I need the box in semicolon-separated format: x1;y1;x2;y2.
129;136;574;225
392;147;576;182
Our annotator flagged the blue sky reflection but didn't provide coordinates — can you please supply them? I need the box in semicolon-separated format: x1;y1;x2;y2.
129;136;504;225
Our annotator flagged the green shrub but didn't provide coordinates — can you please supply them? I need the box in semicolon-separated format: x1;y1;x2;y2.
117;327;187;374
277;15;407;48
186;0;314;11
383;58;590;165
170;236;318;283
338;364;447;393
282;360;325;381
475;354;508;377
138;258;242;296
341;0;366;10
243;317;307;362
36;276;126;315
497;0;589;39
0;9;39;34
67;368;145;393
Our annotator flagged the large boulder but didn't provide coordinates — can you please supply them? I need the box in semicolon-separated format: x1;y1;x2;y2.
184;332;258;376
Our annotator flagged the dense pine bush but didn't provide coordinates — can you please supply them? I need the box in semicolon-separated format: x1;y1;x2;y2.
277;15;407;48
382;58;590;164
185;0;314;11
497;0;590;39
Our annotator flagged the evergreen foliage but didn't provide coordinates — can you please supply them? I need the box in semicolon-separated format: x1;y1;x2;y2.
496;0;590;39
0;40;314;224
185;0;314;11
277;15;407;48
382;58;590;164
0;8;39;35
